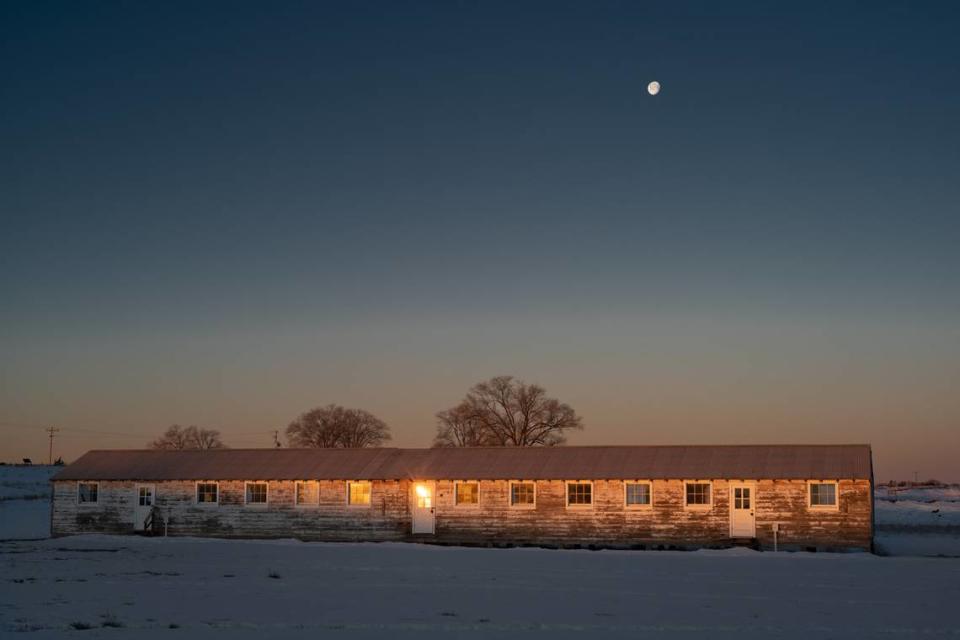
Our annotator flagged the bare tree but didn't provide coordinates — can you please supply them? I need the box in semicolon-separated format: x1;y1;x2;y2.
187;427;226;450
149;425;227;450
433;376;583;447
432;402;494;447
286;404;391;448
149;425;190;450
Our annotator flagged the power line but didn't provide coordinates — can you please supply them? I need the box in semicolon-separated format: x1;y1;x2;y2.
0;422;274;438
1;421;283;449
46;427;60;464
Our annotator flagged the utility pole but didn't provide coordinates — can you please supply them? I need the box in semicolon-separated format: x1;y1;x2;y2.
46;427;60;465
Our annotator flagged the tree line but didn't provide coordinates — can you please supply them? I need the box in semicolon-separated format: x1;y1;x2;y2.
148;375;582;450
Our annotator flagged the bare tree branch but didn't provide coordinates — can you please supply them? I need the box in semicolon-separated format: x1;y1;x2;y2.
285;404;391;448
149;425;227;450
432;402;493;447
432;376;583;447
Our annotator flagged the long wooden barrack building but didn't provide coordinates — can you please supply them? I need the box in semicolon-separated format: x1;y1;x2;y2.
50;444;874;551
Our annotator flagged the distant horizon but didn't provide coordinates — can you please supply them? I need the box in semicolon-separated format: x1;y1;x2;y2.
1;420;953;483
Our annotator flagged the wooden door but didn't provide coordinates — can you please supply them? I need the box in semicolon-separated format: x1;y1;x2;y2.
411;482;435;534
134;484;155;531
729;483;756;538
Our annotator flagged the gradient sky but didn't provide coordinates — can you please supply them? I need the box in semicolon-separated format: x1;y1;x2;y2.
2;1;958;480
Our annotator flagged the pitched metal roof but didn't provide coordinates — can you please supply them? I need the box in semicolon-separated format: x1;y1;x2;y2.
52;445;872;481
51;448;398;482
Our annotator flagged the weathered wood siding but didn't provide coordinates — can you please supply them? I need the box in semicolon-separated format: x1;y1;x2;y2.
52;479;411;541
433;480;732;546
754;479;872;551
52;481;134;536
51;477;872;551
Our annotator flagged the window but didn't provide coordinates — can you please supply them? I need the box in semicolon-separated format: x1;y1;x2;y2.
809;482;838;508
77;482;98;504
295;481;317;506
196;482;218;505
625;482;652;507
566;482;593;507
415;484;432;508
348;481;371;506
733;486;751;510
138;486;153;507
510;481;535;507
245;482;268;505
685;482;711;507
455;481;479;506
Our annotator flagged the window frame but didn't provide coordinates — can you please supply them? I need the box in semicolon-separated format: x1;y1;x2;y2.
195;481;220;506
565;480;594;509
509;481;536;509
624;481;653;509
294;480;318;507
807;480;840;511
454;480;480;507
77;481;99;505
346;480;372;507
683;480;713;510
136;484;155;507
244;481;269;506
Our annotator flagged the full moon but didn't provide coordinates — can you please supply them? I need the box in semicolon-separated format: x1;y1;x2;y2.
647;81;660;96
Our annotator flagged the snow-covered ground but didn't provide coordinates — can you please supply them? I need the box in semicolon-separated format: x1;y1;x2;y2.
875;485;960;529
873;485;960;557
0;465;55;541
1;468;957;638
876;485;960;504
1;535;958;638
0;465;57;501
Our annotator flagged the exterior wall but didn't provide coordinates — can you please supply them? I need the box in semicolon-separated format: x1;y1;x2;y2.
432;479;871;550
753;479;873;551
432;479;733;546
52;480;133;536
52;479;411;541
51;477;873;551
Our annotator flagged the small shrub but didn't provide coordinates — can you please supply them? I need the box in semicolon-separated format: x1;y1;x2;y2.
100;614;124;628
70;621;94;630
168;622;180;629
268;570;281;579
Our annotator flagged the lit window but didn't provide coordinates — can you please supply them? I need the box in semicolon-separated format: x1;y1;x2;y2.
348;481;371;506
510;482;535;506
625;482;651;507
415;484;432;508
295;481;317;506
455;482;479;505
245;482;268;504
196;482;218;504
809;482;837;508
77;482;98;504
567;482;593;506
685;482;711;507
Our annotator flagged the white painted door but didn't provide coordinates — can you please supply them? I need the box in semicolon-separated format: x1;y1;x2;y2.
730;483;756;538
411;482;435;534
134;484;155;531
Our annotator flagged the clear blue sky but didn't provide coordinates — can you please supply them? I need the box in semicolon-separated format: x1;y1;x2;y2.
1;1;958;480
